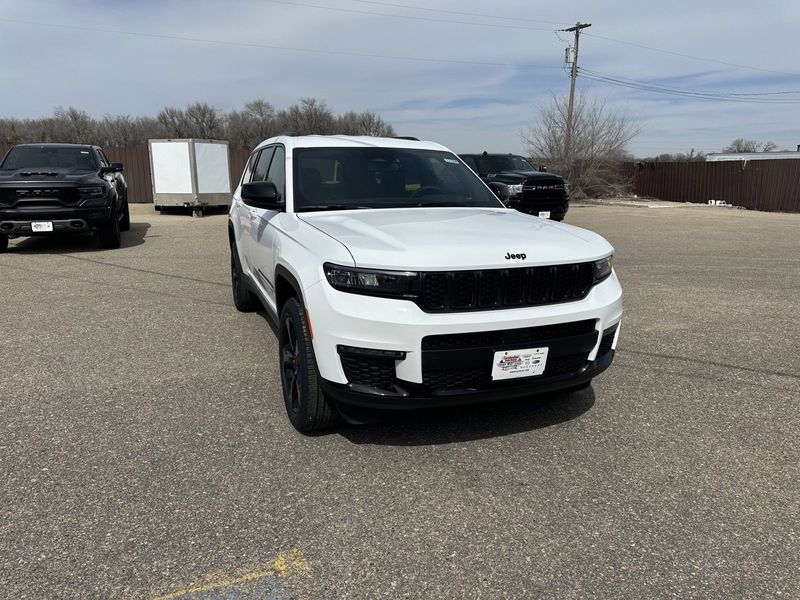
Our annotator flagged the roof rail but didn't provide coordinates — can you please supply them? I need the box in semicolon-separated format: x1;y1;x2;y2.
393;136;420;141
278;131;299;137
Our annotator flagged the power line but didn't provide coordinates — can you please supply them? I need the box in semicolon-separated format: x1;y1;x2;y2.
261;0;557;31
583;32;800;78
0;17;561;70
582;69;800;98
579;69;800;103
346;0;570;26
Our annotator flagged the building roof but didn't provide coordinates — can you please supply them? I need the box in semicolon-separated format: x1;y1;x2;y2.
706;151;800;162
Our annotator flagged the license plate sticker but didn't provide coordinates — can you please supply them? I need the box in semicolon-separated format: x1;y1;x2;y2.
538;211;551;218
491;347;549;380
31;221;54;232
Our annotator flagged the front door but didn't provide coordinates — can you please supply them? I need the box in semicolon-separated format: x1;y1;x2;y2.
249;145;285;309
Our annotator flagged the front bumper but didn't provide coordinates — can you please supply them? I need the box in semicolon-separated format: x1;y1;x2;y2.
306;271;623;407
0;206;112;236
323;349;614;410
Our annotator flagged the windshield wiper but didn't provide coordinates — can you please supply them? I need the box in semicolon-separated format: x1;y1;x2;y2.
297;204;375;212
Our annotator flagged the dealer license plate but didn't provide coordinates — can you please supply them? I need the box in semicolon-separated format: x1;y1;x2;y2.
538;211;551;218
31;222;54;232
491;347;549;381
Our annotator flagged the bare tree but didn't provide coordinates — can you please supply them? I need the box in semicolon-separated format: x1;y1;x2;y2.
184;102;222;138
156;106;189;138
356;111;395;137
334;110;395;137
642;148;706;162
53;107;95;144
277;97;336;135
522;93;639;198
722;138;777;153
0;99;396;148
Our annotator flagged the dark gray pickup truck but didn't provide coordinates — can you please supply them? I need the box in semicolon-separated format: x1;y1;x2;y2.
0;143;130;251
459;152;569;221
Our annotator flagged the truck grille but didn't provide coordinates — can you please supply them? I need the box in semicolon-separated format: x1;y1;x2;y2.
0;186;81;207
419;263;594;312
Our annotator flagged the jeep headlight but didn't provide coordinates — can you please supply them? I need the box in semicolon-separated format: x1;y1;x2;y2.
593;255;613;283
507;184;523;196
324;263;418;297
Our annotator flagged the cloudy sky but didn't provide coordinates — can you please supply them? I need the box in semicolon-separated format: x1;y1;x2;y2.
2;0;799;156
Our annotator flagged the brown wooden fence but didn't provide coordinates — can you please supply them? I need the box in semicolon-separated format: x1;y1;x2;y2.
622;159;800;213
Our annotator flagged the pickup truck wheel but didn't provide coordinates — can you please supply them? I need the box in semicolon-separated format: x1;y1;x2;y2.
98;205;121;249
0;235;8;252
279;297;340;433
230;241;258;312
120;200;131;231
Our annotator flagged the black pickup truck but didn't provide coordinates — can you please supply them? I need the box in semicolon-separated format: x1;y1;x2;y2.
459;153;569;221
0;143;130;251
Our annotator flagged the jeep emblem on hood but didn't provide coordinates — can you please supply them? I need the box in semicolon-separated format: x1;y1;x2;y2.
505;252;526;260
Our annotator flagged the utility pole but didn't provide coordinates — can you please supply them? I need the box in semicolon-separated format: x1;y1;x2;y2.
561;21;591;162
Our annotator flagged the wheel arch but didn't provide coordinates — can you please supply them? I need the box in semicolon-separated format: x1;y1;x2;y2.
275;263;305;315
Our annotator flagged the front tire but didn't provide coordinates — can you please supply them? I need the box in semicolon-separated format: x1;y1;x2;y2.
98;205;121;249
0;235;8;252
279;297;340;433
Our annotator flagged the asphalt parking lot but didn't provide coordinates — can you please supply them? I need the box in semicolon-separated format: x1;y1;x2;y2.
1;203;798;599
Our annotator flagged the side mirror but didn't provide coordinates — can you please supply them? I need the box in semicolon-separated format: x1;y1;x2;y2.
241;181;284;210
488;181;510;203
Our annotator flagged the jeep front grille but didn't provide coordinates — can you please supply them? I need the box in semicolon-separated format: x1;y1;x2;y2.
419;263;594;312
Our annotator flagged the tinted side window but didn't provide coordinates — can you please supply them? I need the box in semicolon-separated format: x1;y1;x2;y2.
240;150;259;184
96;149;109;167
266;146;285;200
251;147;275;182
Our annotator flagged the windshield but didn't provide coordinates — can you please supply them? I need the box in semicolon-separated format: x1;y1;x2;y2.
1;146;98;170
477;155;534;174
292;147;502;212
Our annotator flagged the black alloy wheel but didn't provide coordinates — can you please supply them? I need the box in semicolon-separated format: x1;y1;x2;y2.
278;297;340;432
98;205;121;249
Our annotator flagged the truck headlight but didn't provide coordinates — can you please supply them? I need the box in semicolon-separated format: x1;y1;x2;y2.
324;263;419;298
593;255;613;283
507;184;523;196
79;186;108;206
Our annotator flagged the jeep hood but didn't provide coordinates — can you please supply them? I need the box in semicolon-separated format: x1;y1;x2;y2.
298;207;613;270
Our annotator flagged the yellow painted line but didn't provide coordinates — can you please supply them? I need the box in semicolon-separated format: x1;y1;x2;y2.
151;548;308;600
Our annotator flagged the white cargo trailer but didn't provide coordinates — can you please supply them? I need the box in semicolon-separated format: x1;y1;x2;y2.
148;139;232;216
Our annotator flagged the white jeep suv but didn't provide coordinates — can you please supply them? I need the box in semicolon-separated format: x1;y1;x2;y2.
228;135;622;432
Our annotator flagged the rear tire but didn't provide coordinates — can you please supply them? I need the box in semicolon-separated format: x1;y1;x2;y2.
230;240;258;312
98;205;121;249
279;297;340;433
0;235;8;252
120;200;131;231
